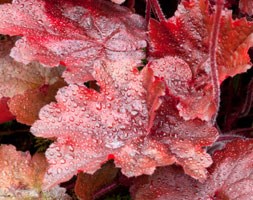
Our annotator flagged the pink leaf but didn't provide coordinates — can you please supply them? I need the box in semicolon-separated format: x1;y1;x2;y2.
0;36;65;125
131;139;253;200
149;0;253;121
0;0;147;84
0;145;71;199
150;84;218;181
31;66;167;189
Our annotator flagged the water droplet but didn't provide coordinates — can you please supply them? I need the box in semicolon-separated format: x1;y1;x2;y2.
69;145;74;152
57;168;62;174
96;102;102;110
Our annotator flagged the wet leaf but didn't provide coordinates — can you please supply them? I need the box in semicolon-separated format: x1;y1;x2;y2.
149;0;253;121
31;66;166;189
239;0;253;15
0;37;66;125
0;0;147;84
131;139;253;200
150;85;218;181
0;145;71;199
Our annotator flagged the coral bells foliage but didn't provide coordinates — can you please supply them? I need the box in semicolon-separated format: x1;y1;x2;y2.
130;139;253;200
0;0;252;198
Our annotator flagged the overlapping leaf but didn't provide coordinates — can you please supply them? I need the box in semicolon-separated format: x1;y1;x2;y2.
75;161;119;200
0;97;15;124
131;139;253;200
0;36;65;125
0;145;71;199
31;65;167;189
239;0;253;15
0;0;147;84
149;85;218;181
149;0;253;121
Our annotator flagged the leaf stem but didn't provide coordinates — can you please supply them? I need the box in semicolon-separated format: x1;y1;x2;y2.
150;0;166;21
210;0;224;124
93;181;118;199
145;0;151;24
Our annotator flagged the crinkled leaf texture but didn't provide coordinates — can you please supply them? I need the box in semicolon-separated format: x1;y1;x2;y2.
0;36;65;125
75;161;119;200
0;145;71;199
131;139;253;200
0;97;15;124
31;66;167;189
0;0;147;84
239;0;253;15
149;87;218;181
149;0;253;121
147;57;218;180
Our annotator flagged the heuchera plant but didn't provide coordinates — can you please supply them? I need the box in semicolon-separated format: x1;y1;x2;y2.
0;0;252;199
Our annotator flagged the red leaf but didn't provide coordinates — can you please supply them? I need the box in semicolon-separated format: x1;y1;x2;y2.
31;66;167;189
0;97;15;124
149;0;253;121
239;0;253;15
150;85;218;181
131;139;253;200
0;0;147;84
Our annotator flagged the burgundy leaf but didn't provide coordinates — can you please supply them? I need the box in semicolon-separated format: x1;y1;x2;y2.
0;97;15;124
75;162;119;200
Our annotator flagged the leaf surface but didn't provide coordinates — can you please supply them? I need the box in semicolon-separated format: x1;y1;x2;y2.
0;145;71;199
239;0;253;15
0;0;147;84
0;36;65;125
149;84;218;181
0;97;15;124
9;80;66;125
149;0;253;121
75;161;119;200
131;139;253;200
31;65;167;189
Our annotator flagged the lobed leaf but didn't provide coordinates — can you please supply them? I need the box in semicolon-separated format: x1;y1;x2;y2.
131;139;253;200
0;145;71;199
31;66;167;189
0;0;147;84
0;36;66;125
149;0;253;121
149;84;218;181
